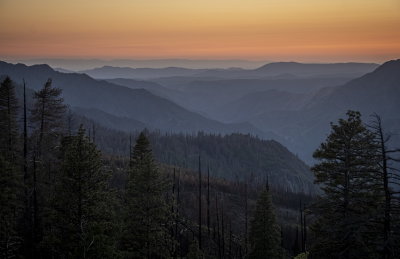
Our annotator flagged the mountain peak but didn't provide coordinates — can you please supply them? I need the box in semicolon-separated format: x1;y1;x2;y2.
374;59;400;73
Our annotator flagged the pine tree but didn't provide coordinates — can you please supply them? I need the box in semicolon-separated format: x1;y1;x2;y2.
29;78;67;256
0;76;19;156
248;185;281;259
44;126;116;258
30;78;67;154
0;76;22;258
310;111;382;259
122;132;171;258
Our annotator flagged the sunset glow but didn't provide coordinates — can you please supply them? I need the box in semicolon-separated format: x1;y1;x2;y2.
1;0;399;62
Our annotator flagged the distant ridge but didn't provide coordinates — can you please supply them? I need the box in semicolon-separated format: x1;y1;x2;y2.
80;61;379;80
0;60;268;137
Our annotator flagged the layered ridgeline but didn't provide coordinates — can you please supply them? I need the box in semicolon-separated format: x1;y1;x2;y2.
82;62;378;80
0;61;267;137
246;59;400;162
0;66;316;194
104;59;398;163
69;114;316;194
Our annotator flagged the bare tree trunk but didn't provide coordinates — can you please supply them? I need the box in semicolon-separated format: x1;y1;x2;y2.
23;79;31;257
207;166;210;237
198;155;202;250
370;114;393;259
92;123;95;143
32;150;39;258
244;181;248;256
221;197;225;258
303;211;307;252
216;193;221;259
300;200;304;253
229;220;232;258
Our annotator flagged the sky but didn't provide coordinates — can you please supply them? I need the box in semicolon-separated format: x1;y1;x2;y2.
1;0;399;63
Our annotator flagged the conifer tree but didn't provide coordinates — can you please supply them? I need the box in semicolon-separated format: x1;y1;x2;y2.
44;126;116;258
0;76;19;156
29;78;67;255
0;76;22;258
310;111;382;259
122;132;171;258
248;185;281;258
30;78;67;153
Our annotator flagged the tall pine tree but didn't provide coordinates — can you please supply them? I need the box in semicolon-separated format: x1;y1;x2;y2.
43;126;117;258
0;76;22;258
122;132;171;258
29;78;67;257
248;184;281;258
310;111;382;259
0;76;19;156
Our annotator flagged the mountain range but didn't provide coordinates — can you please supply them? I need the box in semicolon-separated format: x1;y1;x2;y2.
1;59;398;164
81;62;378;80
0;61;267;137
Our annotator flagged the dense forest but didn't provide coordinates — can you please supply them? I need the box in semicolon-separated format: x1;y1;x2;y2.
1;76;400;259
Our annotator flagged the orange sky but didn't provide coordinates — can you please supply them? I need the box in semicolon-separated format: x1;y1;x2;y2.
1;0;399;62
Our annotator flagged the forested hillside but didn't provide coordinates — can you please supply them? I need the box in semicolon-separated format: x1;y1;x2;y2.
69;114;316;193
0;75;314;258
1;66;400;258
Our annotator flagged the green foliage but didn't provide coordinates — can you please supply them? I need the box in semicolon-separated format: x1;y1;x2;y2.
248;187;281;259
310;111;382;258
121;132;172;258
43;126;117;258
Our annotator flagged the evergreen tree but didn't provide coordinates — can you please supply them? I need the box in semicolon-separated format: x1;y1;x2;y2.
310;111;382;259
44;126;116;258
29;78;67;256
30;78;67;153
248;186;281;259
0;76;22;258
122;132;171;258
0;76;19;156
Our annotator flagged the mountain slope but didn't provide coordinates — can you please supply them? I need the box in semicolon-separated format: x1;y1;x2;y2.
214;89;311;122
0;61;265;136
249;59;400;162
68;113;317;193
